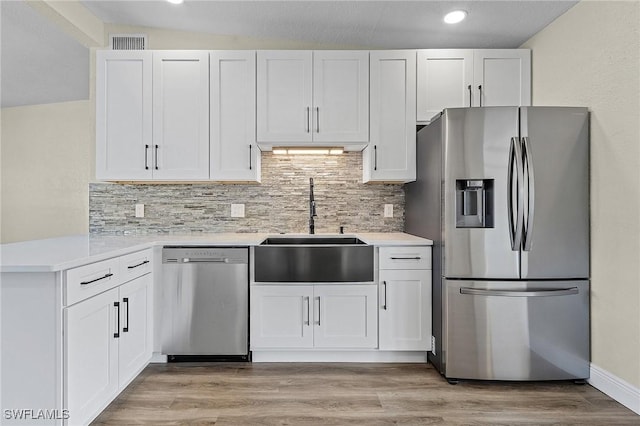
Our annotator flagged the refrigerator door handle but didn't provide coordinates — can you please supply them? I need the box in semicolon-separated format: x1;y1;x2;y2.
460;287;579;297
522;136;535;251
508;137;525;250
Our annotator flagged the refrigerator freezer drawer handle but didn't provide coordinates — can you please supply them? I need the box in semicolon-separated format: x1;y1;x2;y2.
522;136;535;251
460;287;579;297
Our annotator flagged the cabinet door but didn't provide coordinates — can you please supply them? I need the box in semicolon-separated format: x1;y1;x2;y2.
65;287;119;425
210;51;260;182
365;50;416;183
96;51;152;180
118;274;152;388
473;49;531;107
417;49;473;122
312;51;369;143
257;51;313;143
250;285;313;348
152;51;210;180
379;270;432;351
313;285;378;349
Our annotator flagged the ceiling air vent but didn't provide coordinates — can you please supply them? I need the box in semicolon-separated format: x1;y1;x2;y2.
109;34;147;50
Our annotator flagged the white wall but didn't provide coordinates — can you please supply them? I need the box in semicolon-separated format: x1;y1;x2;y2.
1;101;92;243
522;0;640;389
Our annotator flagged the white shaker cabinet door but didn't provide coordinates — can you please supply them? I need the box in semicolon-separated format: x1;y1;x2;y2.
210;51;260;182
379;270;432;351
152;51;210;180
65;287;119;426
250;285;314;349
313;285;378;349
473;49;531;107
257;51;313;143
96;51;153;180
365;50;416;183
417;49;473;122
312;51;369;143
118;274;153;389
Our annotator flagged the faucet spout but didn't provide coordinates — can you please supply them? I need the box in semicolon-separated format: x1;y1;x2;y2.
309;177;317;234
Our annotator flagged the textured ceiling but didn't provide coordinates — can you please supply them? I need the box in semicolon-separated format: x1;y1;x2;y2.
1;0;578;108
83;0;577;49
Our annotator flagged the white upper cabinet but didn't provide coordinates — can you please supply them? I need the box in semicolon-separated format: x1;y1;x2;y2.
417;49;531;122
152;51;210;180
257;50;369;145
96;51;153;180
417;49;473;122
364;50;417;183
473;49;531;107
257;51;313;143
210;51;260;182
312;51;369;143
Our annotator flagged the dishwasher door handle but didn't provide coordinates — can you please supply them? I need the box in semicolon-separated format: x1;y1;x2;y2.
182;258;229;263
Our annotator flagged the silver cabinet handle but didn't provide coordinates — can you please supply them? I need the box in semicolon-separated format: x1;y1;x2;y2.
80;273;113;285
390;256;421;260
460;287;579;297
522;136;535;251
304;296;310;326
154;144;159;170
306;107;310;133
478;85;483;107
315;296;321;325
467;85;472;107
127;260;149;269
315;107;319;133
144;144;149;170
382;281;387;310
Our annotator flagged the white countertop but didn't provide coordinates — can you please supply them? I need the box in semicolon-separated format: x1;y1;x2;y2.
0;232;432;273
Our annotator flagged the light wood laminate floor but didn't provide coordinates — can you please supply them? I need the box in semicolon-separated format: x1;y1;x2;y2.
93;363;638;425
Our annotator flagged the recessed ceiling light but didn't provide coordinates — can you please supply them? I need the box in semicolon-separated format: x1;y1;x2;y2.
166;0;184;4
444;10;467;24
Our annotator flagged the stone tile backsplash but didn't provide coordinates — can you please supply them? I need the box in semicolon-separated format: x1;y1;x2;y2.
89;152;404;235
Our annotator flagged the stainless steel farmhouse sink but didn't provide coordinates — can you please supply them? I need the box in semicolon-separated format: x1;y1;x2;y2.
253;236;374;283
260;236;366;245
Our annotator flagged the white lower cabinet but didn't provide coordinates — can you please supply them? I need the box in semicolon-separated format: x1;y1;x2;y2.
64;258;153;425
250;284;378;350
378;246;432;351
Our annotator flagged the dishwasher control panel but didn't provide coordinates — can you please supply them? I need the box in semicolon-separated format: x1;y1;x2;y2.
162;247;249;264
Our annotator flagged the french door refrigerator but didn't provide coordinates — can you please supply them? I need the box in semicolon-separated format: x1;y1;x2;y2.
405;107;590;381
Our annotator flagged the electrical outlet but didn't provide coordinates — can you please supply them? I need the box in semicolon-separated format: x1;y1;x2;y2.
384;204;394;218
135;204;145;218
230;204;245;218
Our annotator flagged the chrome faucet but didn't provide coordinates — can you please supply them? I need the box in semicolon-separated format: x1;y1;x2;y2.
309;177;317;234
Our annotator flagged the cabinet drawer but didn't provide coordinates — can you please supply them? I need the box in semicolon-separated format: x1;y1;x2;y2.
120;249;153;282
65;258;121;306
379;246;431;270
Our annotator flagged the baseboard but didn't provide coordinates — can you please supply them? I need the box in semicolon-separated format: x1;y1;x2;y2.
589;363;640;415
252;350;428;363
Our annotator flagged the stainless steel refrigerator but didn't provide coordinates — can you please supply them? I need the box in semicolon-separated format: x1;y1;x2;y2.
405;107;590;382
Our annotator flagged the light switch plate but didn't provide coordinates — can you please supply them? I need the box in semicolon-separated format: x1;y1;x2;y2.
231;204;245;218
384;204;393;218
135;204;145;218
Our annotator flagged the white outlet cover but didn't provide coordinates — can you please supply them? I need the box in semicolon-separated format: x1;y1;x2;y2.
231;204;245;218
384;204;394;218
135;203;145;218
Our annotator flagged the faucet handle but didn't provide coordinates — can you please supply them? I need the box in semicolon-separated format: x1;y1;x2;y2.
339;226;344;234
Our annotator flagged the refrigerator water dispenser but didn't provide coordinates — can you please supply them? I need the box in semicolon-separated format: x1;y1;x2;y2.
456;179;494;228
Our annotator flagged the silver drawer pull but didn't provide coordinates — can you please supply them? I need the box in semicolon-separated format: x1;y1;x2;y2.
460;287;579;297
127;260;149;269
80;273;113;285
390;256;422;260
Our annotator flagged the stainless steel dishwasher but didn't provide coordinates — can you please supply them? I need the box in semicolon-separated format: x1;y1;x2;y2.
161;247;249;361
